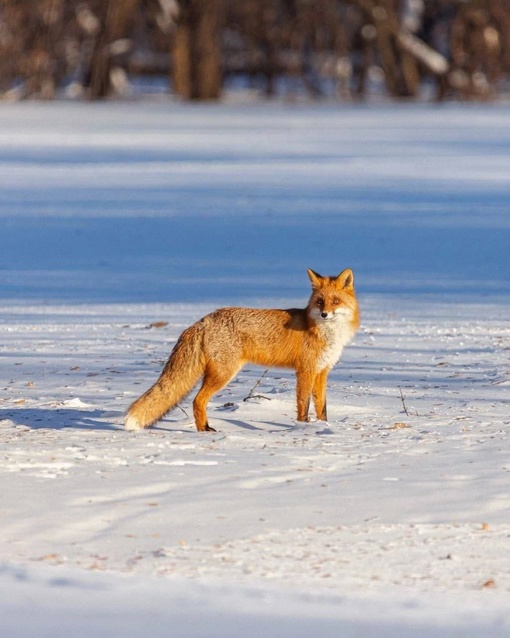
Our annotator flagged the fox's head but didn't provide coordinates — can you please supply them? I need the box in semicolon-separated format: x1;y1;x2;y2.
307;268;359;325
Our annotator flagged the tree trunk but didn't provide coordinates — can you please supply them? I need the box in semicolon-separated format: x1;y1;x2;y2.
172;0;223;100
85;0;139;99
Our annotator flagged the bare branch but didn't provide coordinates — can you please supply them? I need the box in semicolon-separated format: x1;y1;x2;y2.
243;369;271;402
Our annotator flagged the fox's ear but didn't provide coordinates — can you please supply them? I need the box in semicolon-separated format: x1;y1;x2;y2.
336;268;354;290
307;268;323;289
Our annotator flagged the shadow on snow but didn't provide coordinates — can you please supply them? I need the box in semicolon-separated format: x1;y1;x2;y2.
0;407;122;431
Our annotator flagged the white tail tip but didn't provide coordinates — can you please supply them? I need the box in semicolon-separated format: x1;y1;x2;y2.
125;414;144;431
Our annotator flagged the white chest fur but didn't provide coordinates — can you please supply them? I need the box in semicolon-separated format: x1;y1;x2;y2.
316;318;355;372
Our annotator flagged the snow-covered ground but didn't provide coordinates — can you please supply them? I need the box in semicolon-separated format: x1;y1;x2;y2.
1;101;509;636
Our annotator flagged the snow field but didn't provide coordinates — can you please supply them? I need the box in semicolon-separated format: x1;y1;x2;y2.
0;101;509;635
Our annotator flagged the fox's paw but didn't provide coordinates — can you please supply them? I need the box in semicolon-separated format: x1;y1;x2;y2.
125;415;144;431
196;423;217;433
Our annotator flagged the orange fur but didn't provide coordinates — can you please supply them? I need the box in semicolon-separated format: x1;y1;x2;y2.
126;268;359;432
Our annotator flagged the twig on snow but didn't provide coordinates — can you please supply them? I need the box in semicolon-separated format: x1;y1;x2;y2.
243;369;271;402
176;403;190;418
398;386;413;417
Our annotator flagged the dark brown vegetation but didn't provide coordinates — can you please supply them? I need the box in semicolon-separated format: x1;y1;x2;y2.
0;0;509;100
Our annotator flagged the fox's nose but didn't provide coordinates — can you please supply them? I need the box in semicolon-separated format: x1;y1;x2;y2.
321;311;328;318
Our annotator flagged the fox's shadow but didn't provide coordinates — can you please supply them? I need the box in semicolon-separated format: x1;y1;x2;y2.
1;408;333;435
217;417;332;435
0;407;123;431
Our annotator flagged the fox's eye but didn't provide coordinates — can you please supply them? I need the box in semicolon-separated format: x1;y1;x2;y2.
332;298;340;305
316;299;324;307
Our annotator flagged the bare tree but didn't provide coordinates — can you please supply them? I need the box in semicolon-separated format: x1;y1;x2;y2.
0;0;76;99
82;0;141;99
172;0;223;100
1;0;510;102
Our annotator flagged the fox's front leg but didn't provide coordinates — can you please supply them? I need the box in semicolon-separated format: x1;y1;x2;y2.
295;369;315;422
312;369;328;421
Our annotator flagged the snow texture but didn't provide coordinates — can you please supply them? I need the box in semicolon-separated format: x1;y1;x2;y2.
0;101;509;636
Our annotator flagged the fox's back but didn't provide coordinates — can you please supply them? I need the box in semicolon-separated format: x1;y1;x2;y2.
198;307;311;369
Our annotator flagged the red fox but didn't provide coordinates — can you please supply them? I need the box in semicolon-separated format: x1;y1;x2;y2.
126;268;359;432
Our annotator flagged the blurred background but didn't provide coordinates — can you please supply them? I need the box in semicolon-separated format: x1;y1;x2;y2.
1;0;509;103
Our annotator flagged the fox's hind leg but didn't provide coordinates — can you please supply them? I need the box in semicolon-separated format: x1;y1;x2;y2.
193;362;240;431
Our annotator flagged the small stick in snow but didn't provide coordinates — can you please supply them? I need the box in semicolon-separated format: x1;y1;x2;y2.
243;369;271;402
176;403;190;419
398;386;411;417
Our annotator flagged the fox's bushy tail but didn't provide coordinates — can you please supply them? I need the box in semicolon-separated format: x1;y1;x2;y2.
125;325;204;430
